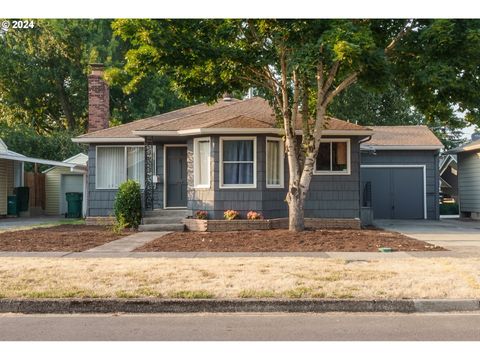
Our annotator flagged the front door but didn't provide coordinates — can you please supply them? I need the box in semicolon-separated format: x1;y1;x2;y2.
165;146;187;208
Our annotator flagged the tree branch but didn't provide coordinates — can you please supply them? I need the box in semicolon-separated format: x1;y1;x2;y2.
321;72;358;107
385;19;414;55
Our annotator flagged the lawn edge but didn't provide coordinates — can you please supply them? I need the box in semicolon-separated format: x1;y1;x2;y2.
0;298;478;314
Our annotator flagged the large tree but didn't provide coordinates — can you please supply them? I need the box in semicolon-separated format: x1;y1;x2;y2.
114;19;480;231
0;19;187;132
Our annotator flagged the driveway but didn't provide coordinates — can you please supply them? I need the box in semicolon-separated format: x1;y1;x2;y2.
374;219;480;253
0;216;64;232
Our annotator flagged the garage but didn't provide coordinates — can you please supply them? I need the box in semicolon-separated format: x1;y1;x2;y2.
44;153;88;216
361;166;425;219
360;126;443;221
60;174;84;215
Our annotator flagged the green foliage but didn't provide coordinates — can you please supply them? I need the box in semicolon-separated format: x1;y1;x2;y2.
113;180;142;229
0;122;85;171
0;19;187;133
439;203;459;215
328;82;466;148
114;19;480;132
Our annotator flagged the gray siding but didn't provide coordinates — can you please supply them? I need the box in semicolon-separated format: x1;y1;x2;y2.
189;135;362;220
88;136;363;220
87;145;117;217
361;150;440;220
458;151;480;213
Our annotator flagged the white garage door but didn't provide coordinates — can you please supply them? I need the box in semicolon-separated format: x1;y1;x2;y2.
60;174;83;215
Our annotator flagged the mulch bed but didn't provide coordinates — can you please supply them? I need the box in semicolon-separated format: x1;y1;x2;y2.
0;225;129;252
136;228;446;252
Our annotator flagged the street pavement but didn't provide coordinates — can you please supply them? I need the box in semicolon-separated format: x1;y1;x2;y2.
1;312;480;340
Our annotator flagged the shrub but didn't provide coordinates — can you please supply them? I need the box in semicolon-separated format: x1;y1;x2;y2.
247;211;263;220
440;202;459;215
113;180;142;229
224;209;240;220
195;210;208;220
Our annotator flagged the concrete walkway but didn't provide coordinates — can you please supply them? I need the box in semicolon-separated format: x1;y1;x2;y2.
84;231;170;253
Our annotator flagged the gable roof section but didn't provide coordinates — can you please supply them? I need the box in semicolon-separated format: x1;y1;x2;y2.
361;125;444;150
73;97;371;143
43;153;88;174
448;138;480;154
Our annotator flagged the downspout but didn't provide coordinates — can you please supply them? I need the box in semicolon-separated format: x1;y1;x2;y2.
434;150;440;220
357;136;372;224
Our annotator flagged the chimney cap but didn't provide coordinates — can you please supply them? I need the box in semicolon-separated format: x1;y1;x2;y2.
90;63;105;76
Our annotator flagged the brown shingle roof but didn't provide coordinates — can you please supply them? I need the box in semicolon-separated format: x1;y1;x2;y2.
76;97;369;140
363;126;443;147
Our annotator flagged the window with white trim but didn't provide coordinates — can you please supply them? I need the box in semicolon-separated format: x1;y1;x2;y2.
96;146;145;189
220;137;256;188
266;138;284;188
314;139;350;175
194;137;211;188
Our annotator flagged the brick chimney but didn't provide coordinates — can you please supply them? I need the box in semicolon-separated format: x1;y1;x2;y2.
88;63;109;132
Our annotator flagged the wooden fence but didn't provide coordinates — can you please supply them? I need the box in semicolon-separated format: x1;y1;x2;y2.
24;172;45;210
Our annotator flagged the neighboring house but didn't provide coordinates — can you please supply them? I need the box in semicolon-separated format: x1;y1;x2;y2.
449;134;480;220
360;126;443;220
0;139;24;216
439;154;458;202
74;65;443;229
0;139;86;217
43;153;88;217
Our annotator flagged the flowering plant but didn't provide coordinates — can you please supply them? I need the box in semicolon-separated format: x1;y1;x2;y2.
223;209;240;220
247;211;263;220
195;210;208;220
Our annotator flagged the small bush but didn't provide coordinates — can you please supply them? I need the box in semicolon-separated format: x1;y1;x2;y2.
440;202;459;215
247;211;263;220
113;180;142;229
224;209;240;220
195;210;208;220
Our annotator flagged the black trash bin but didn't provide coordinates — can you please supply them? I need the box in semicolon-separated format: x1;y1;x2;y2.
65;192;83;218
13;187;29;212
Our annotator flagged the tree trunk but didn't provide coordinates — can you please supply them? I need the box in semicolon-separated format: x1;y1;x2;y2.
56;78;76;131
287;189;305;231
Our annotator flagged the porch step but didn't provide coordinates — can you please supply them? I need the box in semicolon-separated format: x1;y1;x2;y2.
138;224;185;232
142;216;187;225
143;209;190;218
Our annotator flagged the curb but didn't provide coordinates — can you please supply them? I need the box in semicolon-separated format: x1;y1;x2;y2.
0;298;479;314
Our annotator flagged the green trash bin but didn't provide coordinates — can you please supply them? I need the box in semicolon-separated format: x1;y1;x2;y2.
66;192;83;218
7;195;18;216
14;187;29;212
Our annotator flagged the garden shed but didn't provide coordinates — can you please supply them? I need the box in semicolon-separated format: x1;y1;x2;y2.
43;153;88;217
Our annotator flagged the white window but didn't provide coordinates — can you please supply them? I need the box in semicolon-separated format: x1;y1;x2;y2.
194;137;211;188
220;137;257;188
96;146;145;189
266;137;284;188
313;139;351;175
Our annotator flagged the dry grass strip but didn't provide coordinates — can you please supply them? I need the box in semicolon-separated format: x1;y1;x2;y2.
0;257;479;299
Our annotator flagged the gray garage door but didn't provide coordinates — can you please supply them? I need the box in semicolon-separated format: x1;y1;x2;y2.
361;167;424;219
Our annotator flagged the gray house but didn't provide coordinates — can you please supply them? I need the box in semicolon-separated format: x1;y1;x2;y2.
74;65;377;230
74;65;443;230
360;126;443;220
449;135;480;220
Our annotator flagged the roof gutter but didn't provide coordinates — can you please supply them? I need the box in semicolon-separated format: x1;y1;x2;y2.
360;145;444;151
0;153;83;168
132;128;374;137
72;137;145;144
